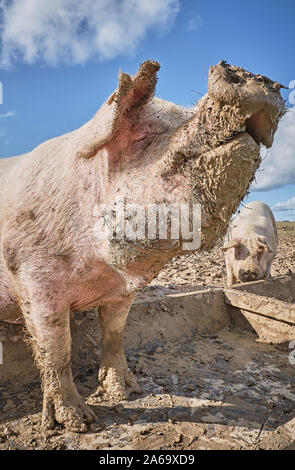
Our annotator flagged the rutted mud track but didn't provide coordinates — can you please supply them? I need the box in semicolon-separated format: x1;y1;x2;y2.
0;229;294;450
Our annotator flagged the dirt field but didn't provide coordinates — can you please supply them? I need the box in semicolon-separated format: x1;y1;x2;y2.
0;223;294;450
152;222;295;288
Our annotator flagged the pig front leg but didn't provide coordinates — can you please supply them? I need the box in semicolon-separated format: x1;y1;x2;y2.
91;296;141;401
265;259;273;278
226;262;235;287
18;295;96;432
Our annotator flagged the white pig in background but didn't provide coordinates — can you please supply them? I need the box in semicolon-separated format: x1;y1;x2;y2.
223;201;278;287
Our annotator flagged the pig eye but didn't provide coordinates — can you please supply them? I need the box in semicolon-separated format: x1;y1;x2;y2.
132;124;151;143
133;132;148;142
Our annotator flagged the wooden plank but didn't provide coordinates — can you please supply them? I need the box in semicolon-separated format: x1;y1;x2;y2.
237;308;295;343
224;289;295;325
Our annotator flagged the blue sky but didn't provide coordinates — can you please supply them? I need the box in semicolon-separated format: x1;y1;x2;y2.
0;0;294;219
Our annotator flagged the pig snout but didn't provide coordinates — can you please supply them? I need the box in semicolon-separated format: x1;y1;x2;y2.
238;268;259;282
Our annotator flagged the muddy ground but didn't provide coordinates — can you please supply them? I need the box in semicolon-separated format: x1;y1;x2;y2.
152;223;295;288
0;225;294;450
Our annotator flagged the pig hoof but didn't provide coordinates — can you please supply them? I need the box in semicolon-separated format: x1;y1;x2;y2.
55;405;93;432
96;366;141;400
42;397;96;432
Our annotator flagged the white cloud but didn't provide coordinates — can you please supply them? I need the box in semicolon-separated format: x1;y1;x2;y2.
0;110;15;118
253;106;295;191
0;0;179;67
272;196;295;212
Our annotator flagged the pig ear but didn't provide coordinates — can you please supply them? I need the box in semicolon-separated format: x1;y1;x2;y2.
256;237;274;253
77;60;160;159
111;60;160;121
222;239;240;251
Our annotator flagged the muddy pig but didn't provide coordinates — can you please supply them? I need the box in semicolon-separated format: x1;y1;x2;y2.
223;201;278;286
0;60;285;431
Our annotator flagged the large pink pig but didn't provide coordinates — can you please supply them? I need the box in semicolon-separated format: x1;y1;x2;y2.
0;61;285;431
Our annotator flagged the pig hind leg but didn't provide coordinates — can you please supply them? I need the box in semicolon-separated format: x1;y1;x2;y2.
90;297;141;401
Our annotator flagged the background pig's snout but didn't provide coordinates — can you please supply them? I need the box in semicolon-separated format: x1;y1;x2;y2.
238;268;259;282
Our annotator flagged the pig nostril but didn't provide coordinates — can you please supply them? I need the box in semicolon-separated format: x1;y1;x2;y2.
239;269;259;282
248;271;258;279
